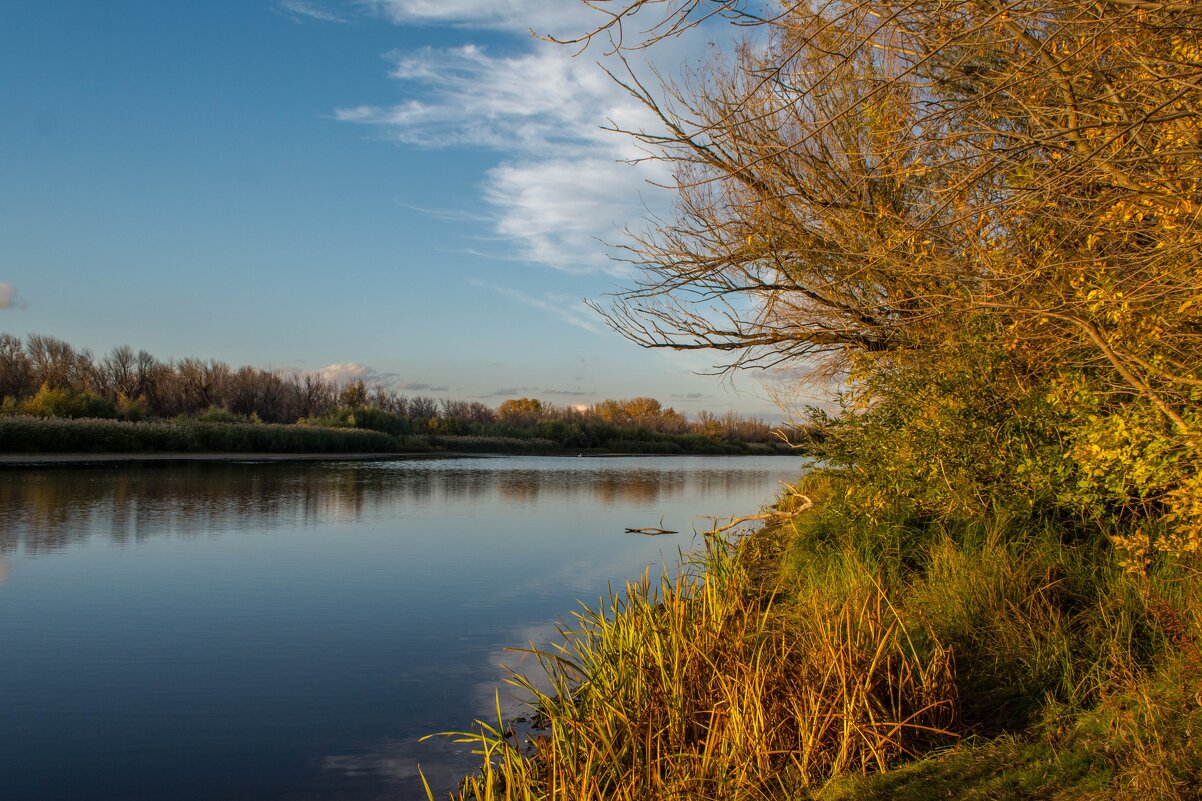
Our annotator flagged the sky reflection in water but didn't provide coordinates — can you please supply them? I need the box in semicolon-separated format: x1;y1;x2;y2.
0;456;803;801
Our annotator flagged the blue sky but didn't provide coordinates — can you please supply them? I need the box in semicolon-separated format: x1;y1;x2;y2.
0;1;796;417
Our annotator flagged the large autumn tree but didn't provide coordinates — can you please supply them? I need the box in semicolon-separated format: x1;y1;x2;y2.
569;0;1202;559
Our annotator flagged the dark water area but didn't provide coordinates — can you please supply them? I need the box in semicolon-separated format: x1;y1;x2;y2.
0;456;803;801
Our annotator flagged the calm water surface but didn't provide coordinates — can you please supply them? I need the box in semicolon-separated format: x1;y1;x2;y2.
0;455;802;801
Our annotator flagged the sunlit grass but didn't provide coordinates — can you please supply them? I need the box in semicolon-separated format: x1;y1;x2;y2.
429;469;1202;800
428;535;957;801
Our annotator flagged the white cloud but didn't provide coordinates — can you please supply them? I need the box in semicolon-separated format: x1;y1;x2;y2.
309;363;448;392
361;0;598;37
315;362;371;385
313;362;402;387
0;283;23;310
337;39;672;272
337;44;655;158
484;158;652;274
279;0;348;23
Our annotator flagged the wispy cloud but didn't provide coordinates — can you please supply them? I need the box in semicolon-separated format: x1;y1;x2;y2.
0;283;24;310
278;0;348;24
470;279;605;334
336;19;676;273
484;158;650;275
485;386;537;397
398;381;448;392
398;202;492;224
337;44;649;156
482;386;588;399
361;0;595;37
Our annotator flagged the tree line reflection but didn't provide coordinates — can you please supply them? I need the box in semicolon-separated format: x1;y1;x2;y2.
0;461;784;556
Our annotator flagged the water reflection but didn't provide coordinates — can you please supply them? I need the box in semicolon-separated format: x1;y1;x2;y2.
0;456;803;801
0;459;787;557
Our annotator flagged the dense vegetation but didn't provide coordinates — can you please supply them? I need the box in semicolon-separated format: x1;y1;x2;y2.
0;415;396;454
0;333;793;455
445;480;1200;800
433;1;1202;799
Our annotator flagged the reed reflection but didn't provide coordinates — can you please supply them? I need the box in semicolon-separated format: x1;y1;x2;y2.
0;459;788;557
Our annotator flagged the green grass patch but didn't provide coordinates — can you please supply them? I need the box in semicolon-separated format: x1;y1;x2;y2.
818;735;1110;801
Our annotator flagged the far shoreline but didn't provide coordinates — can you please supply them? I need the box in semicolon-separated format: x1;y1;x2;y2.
0;450;802;468
0;452;439;467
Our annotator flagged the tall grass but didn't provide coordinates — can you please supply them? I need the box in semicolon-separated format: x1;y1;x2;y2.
0;415;396;453
430;435;560;454
434;537;957;800
0;416;793;457
435;470;1202;800
779;472;1202;799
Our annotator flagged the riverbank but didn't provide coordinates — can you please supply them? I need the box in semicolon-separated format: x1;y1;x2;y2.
0;415;797;460
436;470;1202;800
0;450;799;467
0;452;435;466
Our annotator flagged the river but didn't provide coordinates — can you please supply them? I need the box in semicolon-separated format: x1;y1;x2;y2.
0;455;802;801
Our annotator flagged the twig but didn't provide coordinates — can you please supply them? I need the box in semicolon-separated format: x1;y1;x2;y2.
705;492;813;536
704;512;788;536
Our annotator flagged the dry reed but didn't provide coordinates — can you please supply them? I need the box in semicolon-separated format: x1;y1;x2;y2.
430;537;958;800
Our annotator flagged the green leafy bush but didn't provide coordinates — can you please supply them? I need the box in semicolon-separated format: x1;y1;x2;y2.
19;384;116;420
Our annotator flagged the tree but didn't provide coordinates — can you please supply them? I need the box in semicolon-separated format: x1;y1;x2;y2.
293;373;334;418
498;397;545;425
622;396;663;419
102;345;139;400
573;0;1202;433
0;333;31;400
339;379;368;409
566;0;1202;557
133;350;162;408
175;357;230;414
26;334;81;390
408;396;440;419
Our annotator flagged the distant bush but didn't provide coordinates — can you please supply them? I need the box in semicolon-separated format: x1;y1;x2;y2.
0;416;396;454
744;442;789;455
114;393;151;422
606;438;686;455
18;384;116;419
298;405;415;436
191;406;249;424
433;435;559;454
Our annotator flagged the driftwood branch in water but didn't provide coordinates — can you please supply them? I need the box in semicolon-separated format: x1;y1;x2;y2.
704;513;786;536
625;527;678;535
706;490;814;536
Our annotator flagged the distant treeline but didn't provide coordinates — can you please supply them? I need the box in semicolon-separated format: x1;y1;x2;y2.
0;333;800;454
